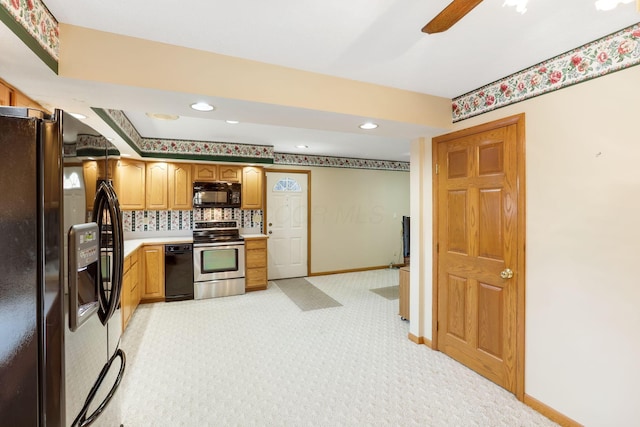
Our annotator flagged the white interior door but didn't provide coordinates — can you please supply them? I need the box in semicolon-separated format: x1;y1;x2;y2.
266;171;308;279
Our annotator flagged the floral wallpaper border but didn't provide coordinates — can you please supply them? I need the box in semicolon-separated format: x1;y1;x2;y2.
274;153;409;171
98;108;274;161
63;133;119;156
0;0;59;68
452;22;640;122
96;107;409;171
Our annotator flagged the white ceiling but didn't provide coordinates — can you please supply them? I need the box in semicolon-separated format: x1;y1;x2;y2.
1;0;638;161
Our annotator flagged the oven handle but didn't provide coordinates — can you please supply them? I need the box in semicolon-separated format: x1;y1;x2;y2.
193;242;245;249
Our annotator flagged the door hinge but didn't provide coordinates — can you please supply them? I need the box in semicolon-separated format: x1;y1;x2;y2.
437;321;440;331
436;243;439;253
435;163;439;175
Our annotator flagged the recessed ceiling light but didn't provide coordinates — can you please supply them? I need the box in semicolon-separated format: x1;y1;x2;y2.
69;112;86;119
146;112;179;120
106;137;114;141
226;120;240;124
190;102;215;112
295;144;309;149
121;153;131;157
359;122;378;130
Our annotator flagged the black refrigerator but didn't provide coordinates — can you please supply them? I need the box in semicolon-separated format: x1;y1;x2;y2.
0;107;126;426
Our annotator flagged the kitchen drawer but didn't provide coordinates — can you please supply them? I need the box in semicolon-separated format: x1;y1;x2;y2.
246;267;267;286
245;239;267;250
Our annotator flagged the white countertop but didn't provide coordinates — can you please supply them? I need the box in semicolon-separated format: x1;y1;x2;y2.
123;236;192;258
123;233;267;257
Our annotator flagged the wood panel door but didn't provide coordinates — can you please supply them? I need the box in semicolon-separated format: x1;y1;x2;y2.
434;114;525;399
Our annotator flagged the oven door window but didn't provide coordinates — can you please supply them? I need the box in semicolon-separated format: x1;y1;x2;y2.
201;248;238;273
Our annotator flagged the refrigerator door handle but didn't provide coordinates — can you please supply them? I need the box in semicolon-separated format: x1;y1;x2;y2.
93;181;124;325
71;349;126;427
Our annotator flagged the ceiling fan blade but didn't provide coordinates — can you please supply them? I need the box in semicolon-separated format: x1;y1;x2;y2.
422;0;484;34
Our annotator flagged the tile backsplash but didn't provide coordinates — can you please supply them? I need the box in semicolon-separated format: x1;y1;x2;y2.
121;208;263;233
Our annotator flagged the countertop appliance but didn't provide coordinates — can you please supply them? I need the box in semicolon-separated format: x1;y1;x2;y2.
165;244;194;302
0;107;126;426
193;220;245;299
193;181;241;208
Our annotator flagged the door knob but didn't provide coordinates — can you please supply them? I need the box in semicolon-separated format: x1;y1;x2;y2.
500;268;514;279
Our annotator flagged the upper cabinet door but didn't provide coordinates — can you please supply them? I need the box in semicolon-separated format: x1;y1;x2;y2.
168;163;192;210
241;166;263;210
0;82;11;106
146;162;168;210
114;159;146;210
218;165;242;182
192;164;218;181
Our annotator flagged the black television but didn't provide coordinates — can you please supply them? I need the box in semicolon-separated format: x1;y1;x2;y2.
402;216;410;258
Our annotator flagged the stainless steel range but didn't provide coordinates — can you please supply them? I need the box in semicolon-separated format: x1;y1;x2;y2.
193;220;245;299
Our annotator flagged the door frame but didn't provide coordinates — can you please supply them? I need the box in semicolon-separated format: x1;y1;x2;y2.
263;168;312;277
431;113;526;401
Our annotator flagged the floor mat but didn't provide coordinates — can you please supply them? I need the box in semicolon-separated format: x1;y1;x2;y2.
273;277;342;311
370;285;399;300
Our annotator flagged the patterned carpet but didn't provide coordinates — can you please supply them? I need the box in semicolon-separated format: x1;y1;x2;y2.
119;270;557;426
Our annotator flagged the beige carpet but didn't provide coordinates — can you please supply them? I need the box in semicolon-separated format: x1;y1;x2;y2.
273;277;342;311
370;285;399;300
119;269;558;426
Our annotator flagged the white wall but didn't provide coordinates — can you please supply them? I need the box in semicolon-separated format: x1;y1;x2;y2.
269;165;410;274
414;65;640;425
409;138;432;339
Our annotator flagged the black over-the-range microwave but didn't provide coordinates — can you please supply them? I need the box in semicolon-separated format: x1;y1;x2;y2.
193;181;241;208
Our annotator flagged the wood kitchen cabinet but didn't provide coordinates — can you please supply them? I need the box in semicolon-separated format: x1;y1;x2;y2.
218;165;242;182
168;163;192;209
114;159;146;210
193;163;242;183
399;266;410;321
0;81;11;106
83;161;99;211
13;91;41;109
83;159;116;211
122;249;141;332
0;78;47;110
141;245;165;302
146;162;168;210
192;164;218;181
244;237;268;291
241;166;263;210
